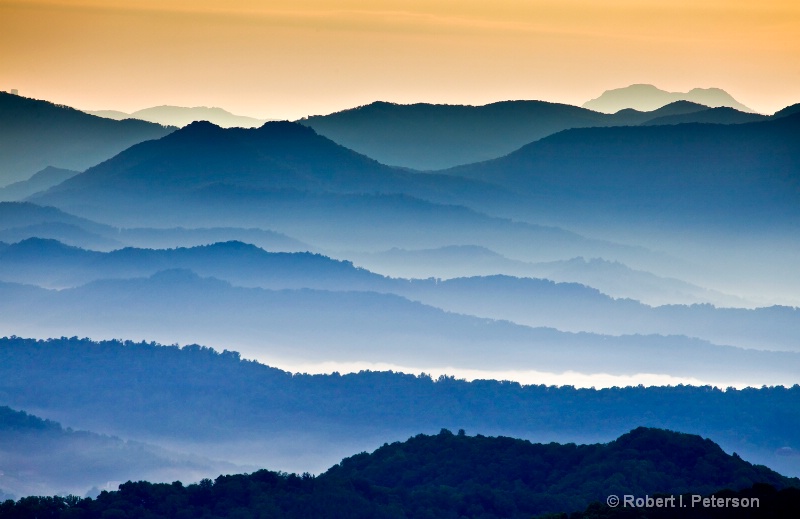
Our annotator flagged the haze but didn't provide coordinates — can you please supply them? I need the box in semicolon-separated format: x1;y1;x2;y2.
2;0;798;119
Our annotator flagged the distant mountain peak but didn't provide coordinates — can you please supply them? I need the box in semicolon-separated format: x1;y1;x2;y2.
173;119;311;139
84;104;271;129
659;100;708;111
161;119;226;145
179;119;223;133
583;84;755;114
624;83;661;92
254;119;317;136
33;119;404;206
183;119;220;129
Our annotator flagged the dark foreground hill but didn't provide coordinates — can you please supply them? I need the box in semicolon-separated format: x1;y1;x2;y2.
1;337;798;477
0;93;174;185
1;428;797;519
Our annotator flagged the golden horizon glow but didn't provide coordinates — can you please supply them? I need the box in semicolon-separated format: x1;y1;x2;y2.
2;1;798;119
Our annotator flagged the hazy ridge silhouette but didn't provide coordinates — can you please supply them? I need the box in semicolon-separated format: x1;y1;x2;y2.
0;405;239;499
85;105;270;128
299;99;761;170
445;112;800;230
1;337;798;495
0;167;78;202
582;84;755;113
2;424;797;517
0;238;796;352
2;89;800;506
0;93;174;185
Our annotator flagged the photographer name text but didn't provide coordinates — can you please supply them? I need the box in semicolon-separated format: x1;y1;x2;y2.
606;494;759;509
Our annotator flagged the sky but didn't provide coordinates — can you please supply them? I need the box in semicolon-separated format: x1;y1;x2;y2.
2;0;798;119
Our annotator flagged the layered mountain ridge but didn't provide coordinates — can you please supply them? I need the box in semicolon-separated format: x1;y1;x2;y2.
0;92;174;185
583;84;755;113
1;336;798;502
2;89;800;508
299;97;764;170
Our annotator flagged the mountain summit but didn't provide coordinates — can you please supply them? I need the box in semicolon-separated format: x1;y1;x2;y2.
29;120;511;232
85;105;270;128
36;120;394;196
583;84;754;113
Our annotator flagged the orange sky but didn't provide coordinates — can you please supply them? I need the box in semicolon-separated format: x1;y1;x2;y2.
2;0;798;118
